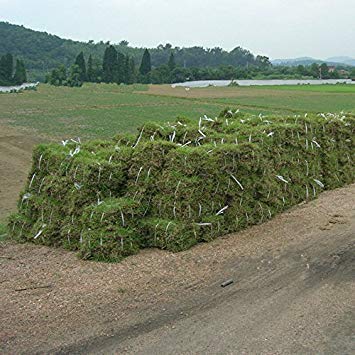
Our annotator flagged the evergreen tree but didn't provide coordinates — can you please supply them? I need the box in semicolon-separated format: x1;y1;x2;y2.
139;48;151;76
102;45;118;83
94;63;103;83
320;63;329;79
123;55;130;84
0;56;7;84
0;53;14;83
116;51;125;84
74;51;87;82
168;52;176;71
129;57;136;84
87;54;95;82
46;64;67;86
150;65;170;84
67;64;82;87
121;56;137;84
13;59;27;84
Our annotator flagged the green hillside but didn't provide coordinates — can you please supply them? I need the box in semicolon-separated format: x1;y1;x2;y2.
0;22;268;81
0;22;120;81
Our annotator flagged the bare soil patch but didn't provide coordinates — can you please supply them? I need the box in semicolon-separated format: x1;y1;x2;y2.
144;84;316;99
0;124;46;221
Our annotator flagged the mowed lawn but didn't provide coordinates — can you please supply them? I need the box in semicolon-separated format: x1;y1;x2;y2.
147;84;355;114
0;83;354;139
0;84;225;138
214;84;355;113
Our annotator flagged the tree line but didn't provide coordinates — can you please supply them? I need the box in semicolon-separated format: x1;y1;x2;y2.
46;46;155;86
47;45;353;87
46;46;270;86
0;53;27;86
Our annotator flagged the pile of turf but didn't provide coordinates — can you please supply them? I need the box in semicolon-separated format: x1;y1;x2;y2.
9;109;354;261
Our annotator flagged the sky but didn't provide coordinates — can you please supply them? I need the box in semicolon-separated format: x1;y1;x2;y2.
1;0;354;59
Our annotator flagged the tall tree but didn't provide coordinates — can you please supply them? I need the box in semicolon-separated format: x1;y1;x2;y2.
123;55;130;84
74;52;87;82
129;57;136;84
139;49;151;76
0;56;6;84
46;64;67;86
87;54;95;82
296;64;306;76
103;45;117;83
13;59;27;84
255;55;271;68
310;63;320;78
67;64;82;87
320;63;329;79
0;53;14;83
168;52;176;71
116;51;125;84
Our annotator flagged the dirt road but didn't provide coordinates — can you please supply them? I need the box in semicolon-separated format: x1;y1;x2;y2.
1;182;354;354
0;124;44;221
94;215;354;354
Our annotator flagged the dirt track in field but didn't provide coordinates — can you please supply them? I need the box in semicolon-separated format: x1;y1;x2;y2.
0;124;45;222
1;174;354;354
144;84;316;99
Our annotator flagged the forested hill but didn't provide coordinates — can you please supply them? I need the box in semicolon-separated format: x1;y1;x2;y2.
0;21;269;81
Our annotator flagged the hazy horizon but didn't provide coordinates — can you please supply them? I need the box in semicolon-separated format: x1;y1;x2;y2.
1;0;354;59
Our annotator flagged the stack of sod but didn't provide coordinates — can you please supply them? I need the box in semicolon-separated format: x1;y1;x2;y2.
9;110;354;261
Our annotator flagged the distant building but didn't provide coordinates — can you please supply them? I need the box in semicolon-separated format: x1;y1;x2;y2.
328;66;336;73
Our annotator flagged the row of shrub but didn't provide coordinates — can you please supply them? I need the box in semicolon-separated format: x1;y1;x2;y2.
9;109;354;261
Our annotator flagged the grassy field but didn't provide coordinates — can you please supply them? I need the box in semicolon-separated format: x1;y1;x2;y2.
0;83;354;139
252;84;355;93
